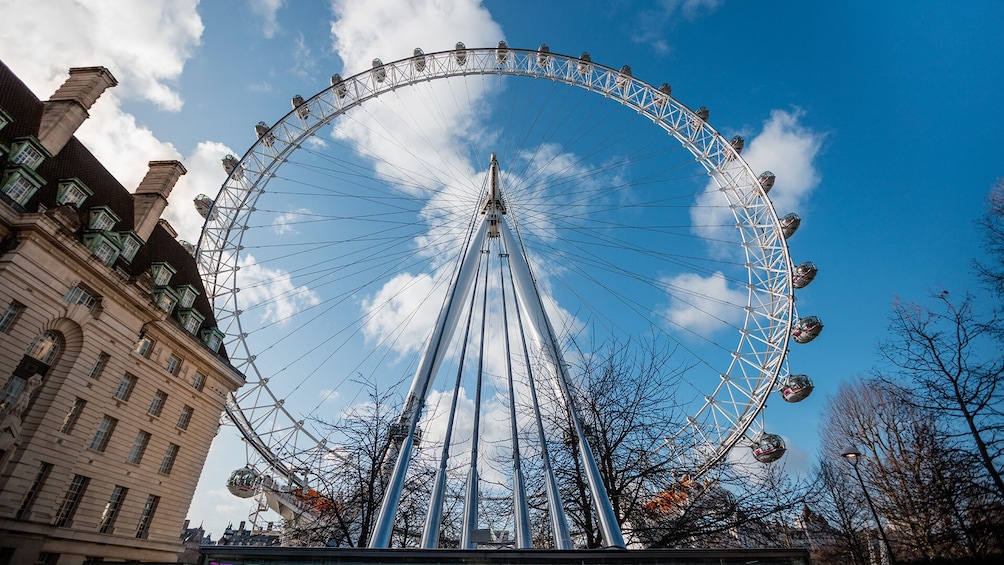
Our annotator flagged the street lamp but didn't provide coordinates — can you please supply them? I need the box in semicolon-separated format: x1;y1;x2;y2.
842;446;896;565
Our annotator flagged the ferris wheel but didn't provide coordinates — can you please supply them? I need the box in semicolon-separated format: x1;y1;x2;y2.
195;43;821;546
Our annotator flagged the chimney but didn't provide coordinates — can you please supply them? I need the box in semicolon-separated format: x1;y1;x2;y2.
133;161;187;241
37;66;118;156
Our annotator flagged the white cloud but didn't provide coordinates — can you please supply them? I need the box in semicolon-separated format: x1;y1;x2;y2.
361;271;449;356
237;253;323;326
329;0;502;76
0;0;202;111
167;141;235;243
691;108;824;245
270;208;314;236
249;0;284;39
661;271;746;337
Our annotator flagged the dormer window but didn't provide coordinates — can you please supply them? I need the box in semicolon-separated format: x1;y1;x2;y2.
150;262;176;287
56;178;93;208
119;232;142;262
177;285;199;309
178;308;205;334
0;107;11;132
1;171;42;206
201;327;225;353
8;137;49;170
83;232;122;266
152;287;178;314
89;205;120;231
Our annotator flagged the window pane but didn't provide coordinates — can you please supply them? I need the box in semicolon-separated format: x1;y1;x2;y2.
59;398;87;434
147;390;167;417
89;416;117;451
158;444;179;475
176;406;193;430
99;485;128;534
126;431;151;464
54;475;89;527
113;374;137;401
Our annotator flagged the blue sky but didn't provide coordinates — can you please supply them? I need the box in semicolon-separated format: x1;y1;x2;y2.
2;0;1002;539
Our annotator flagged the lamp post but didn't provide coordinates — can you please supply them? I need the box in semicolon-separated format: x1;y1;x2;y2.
842;446;895;565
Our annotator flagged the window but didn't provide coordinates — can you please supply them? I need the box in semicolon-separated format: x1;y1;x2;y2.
88;206;119;231
93;240;117;264
191;372;205;391
16;462;52;519
99;485;128;534
88;352;110;380
148;390;168;417
202;328;224;353
56;179;92;207
178;285;199;309
63;286;97;309
120;234;141;261
153;288;177;313
176;406;193;430
0;302;23;333
89;415;118;451
53;475;89;527
135;336;155;358
2;174;38;205
150;262;176;286
126;431;151;464
165;355;182;375
180;309;204;334
59;398;87;434
26;331;60;364
35;552;60;565
158;444;179;475
113;374;137;401
10;141;44;168
135;495;161;539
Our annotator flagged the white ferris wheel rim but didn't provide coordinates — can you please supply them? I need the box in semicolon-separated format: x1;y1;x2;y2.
195;45;798;488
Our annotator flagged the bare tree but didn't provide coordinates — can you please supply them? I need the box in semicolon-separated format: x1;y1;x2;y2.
815;378;1004;563
879;293;1004;499
975;179;1004;299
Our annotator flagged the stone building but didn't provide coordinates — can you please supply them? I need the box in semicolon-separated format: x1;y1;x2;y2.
0;60;244;564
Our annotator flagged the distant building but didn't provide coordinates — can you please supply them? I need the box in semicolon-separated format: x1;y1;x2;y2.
0;60;244;564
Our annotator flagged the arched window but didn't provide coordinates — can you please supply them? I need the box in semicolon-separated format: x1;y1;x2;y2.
26;331;60;364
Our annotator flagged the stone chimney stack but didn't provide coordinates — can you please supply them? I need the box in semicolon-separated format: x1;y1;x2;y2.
133;161;187;241
37;66;118;156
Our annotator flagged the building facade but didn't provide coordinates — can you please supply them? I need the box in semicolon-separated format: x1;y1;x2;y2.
0;61;244;564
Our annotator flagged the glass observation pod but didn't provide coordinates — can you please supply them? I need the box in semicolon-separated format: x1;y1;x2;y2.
758;171;776;193
453;42;467;66
577;52;592;76
655;83;673;108
226;466;260;498
222;154;242;181
330;74;347;98
291;94;309;120
413;48;426;71
254;121;275;147
752;433;787;463
372;59;386;83
791;315;824;344
780;212;801;239
792;261;819;289
495;41;509;64
729;135;745;156
780;374;814;402
537;44;551;67
193;194;216;221
616;65;633;92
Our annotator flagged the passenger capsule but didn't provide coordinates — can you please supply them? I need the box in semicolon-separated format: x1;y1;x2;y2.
791;315;823;344
537;44;551;67
291;95;309;119
454;42;467;66
792;261;818;289
254;121;275;147
616;65;632;91
227;467;260;498
495;41;509;64
330;74;347;98
577;52;592;76
194;194;215;220
779;213;801;239
371;58;386;83
780;374;814;403
730;135;746;155
413;48;426;72
695;106;709;121
758;171;776;193
653;83;672;109
222;154;243;180
752;434;786;463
